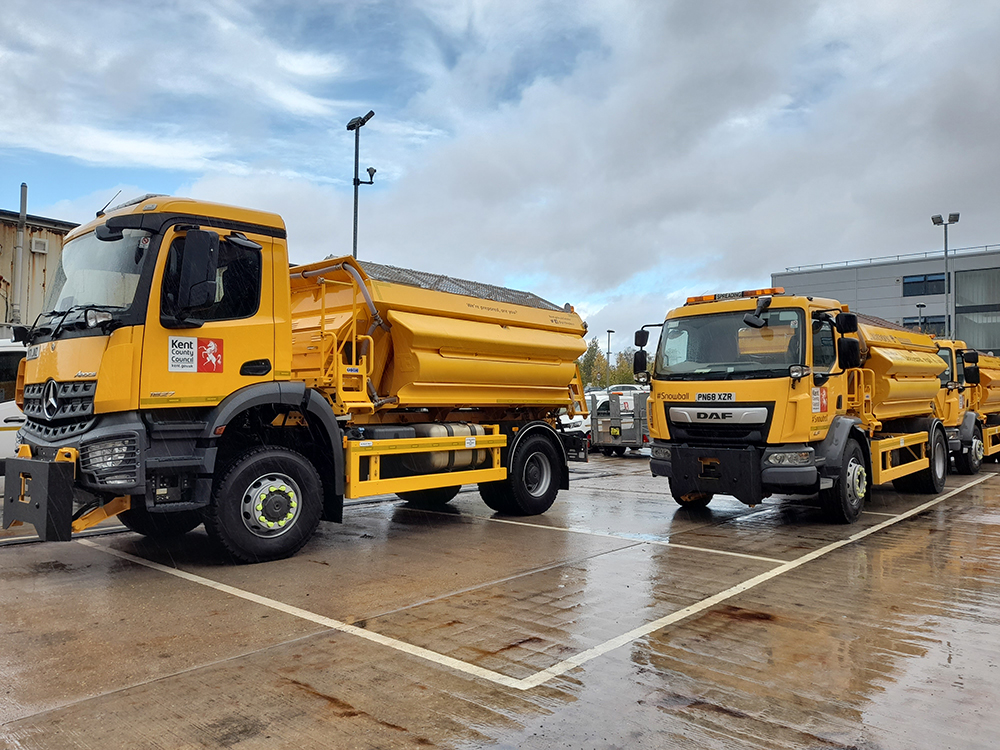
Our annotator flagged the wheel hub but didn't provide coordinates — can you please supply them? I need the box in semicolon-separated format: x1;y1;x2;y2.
241;473;302;538
848;459;867;500
973;437;985;462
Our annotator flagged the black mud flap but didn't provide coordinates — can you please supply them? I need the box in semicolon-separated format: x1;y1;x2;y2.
670;446;763;505
3;457;75;541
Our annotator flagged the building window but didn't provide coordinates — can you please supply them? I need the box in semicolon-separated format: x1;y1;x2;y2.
902;315;947;337
902;273;947;297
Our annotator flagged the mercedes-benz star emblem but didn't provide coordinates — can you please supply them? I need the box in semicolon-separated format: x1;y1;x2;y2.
41;379;61;421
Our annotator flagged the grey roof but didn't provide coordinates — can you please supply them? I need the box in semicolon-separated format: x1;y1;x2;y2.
356;260;564;312
0;209;77;233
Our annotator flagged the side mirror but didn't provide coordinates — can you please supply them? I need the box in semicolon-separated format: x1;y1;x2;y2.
962;350;980;365
965;365;981;385
634;329;649;348
11;325;30;344
633;349;648;375
175;230;219;312
835;312;858;334
838;337;862;369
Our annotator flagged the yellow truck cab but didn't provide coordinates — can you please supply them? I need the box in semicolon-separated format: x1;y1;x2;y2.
633;288;948;523
3;196;588;561
934;340;1000;470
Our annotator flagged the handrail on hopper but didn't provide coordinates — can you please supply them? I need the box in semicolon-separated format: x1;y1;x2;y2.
313;270;375;415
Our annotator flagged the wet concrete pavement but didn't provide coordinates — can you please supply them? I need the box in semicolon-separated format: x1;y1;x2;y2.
2;456;999;749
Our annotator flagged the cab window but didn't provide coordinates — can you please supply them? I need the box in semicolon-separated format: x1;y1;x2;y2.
161;236;262;321
812;319;837;371
0;349;24;402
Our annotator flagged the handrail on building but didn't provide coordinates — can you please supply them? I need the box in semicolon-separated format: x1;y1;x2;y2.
784;243;1000;273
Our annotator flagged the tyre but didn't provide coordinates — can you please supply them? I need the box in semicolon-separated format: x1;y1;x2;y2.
479;481;517;514
203;446;323;563
397;485;462;507
954;425;984;475
668;479;712;507
820;438;869;523
601;447;614;456
893;428;948;494
118;502;202;538
508;433;561;514
613;446;627;457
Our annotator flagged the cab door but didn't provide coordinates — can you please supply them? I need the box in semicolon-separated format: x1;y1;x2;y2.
140;226;276;410
809;317;842;436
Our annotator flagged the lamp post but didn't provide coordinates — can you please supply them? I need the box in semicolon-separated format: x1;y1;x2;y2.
931;212;959;338
606;330;614;388
915;302;926;333
347;110;376;259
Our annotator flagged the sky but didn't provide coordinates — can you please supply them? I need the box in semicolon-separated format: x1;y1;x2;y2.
2;0;999;354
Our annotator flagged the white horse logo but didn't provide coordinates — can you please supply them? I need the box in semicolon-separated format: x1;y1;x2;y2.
201;340;222;370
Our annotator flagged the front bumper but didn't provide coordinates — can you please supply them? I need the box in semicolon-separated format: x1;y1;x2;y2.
3;451;77;541
651;443;819;505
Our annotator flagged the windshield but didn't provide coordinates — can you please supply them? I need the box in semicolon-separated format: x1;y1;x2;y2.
43;229;151;315
654;308;805;381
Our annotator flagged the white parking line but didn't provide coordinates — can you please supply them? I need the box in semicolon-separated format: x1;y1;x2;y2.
78;472;995;691
861;511;898;517
483;516;784;562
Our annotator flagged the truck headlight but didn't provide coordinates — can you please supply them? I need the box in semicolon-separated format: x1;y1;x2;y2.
651;446;671;460
86;440;130;470
765;451;811;466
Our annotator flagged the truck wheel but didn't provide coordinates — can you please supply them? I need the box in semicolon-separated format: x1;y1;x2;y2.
397;485;462;507
479;481;517;514
613;446;627;457
601;447;614;456
509;433;561;514
821;439;869;523
204;446;322;563
118;502;202;539
668;479;712;507
893;428;948;494
955;425;984;475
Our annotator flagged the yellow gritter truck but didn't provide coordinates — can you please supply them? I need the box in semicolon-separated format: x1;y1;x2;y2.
932;339;1000;472
3;196;588;561
633;288;950;523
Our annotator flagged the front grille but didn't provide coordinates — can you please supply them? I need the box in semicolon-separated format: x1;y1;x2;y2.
80;435;140;486
22;380;97;441
665;401;774;445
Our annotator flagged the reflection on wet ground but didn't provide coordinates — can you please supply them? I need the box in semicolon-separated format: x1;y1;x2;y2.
2;457;999;748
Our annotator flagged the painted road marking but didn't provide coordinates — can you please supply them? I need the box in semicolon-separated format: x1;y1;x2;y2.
78;472;995;691
475;515;786;563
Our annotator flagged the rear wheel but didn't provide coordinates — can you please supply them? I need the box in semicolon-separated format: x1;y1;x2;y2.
480;432;561;515
893;428;948;494
397;485;461;507
821;438;869;523
204;446;323;563
613;446;627;457
118;502;202;538
955;425;984;475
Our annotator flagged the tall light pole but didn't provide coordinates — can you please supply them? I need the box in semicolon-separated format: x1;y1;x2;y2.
606;329;614;388
931;212;959;338
915;302;926;333
347;110;376;259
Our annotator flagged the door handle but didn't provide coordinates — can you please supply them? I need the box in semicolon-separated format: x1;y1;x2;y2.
240;359;272;376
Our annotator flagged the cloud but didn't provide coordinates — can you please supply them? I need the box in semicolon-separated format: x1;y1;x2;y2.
6;0;1000;359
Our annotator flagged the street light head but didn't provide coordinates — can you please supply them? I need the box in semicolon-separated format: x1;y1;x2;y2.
931;214;943;226
367;166;376;179
916;303;926;309
948;212;960;224
362;110;375;125
346;117;363;131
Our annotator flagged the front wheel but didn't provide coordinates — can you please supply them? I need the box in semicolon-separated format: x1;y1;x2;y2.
668;479;712;507
118;502;202;539
204;446;323;563
821;438;869;523
955;425;984;475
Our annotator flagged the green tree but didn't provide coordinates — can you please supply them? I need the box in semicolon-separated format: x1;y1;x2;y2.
610;347;637;386
578;337;607;387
